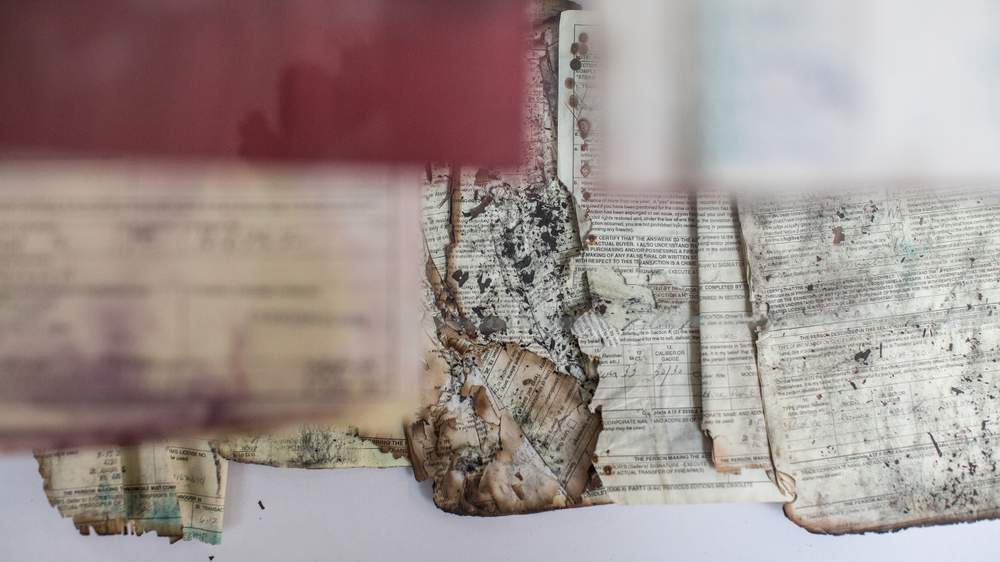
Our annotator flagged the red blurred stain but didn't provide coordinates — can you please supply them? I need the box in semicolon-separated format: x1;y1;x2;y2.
0;0;528;165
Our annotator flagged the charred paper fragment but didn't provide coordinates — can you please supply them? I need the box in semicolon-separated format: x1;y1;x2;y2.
406;337;600;514
742;190;1000;532
36;440;226;544
406;3;606;515
445;174;589;385
428;3;590;404
427;0;590;386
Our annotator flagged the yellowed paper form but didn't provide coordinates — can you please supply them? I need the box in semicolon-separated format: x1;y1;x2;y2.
0;164;421;450
696;194;773;472
742;190;1000;532
557;12;785;504
569;194;786;504
36;439;226;544
213;425;407;469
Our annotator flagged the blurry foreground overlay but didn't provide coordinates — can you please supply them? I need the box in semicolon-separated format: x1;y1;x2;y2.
0;163;422;450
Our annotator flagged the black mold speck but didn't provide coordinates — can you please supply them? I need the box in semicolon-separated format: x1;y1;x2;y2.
452;269;470;287
476;273;492;294
854;349;872;363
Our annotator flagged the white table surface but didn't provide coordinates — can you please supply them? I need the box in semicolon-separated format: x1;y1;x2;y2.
1;452;998;562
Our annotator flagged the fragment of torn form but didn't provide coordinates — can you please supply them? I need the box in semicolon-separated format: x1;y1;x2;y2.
406;337;601;514
36;440;226;544
556;12;784;503
408;2;604;515
414;182;604;513
414;176;600;515
445;171;588;383
212;425;408;469
696;194;774;472
422;167;453;291
556;9;598;241
742;190;1000;533
435;1;589;385
573;263;788;504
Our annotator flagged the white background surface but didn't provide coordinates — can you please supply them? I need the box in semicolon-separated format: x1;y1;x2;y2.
2;453;999;562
